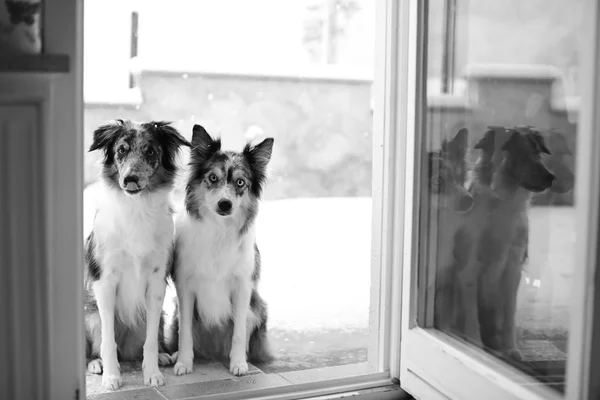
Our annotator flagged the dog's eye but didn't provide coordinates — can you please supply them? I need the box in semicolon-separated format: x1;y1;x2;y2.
236;179;245;188
209;174;218;182
117;147;127;155
147;148;155;156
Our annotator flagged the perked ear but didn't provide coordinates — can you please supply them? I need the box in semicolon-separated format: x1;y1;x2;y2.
89;120;124;153
443;128;469;159
191;124;221;161
531;131;551;155
244;138;274;171
500;130;520;152
152;121;191;148
474;128;496;153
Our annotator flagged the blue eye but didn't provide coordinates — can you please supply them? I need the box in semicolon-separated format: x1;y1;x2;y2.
209;174;218;182
236;179;245;187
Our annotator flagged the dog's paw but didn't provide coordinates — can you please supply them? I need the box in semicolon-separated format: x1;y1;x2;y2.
173;359;193;376
143;367;166;387
101;373;122;391
87;359;103;374
505;348;523;361
229;358;249;376
158;352;174;366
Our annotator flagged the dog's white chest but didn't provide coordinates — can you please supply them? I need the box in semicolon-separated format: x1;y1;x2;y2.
176;217;255;325
95;197;173;264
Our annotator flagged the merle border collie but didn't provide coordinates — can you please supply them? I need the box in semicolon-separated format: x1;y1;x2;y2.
84;120;190;390
169;124;274;377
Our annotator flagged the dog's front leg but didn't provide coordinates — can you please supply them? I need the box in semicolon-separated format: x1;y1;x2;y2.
457;259;482;348
173;281;195;375
230;276;252;376
92;278;122;390
142;269;167;387
499;250;525;361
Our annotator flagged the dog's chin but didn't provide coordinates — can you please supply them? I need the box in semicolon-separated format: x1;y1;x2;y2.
121;181;145;196
521;182;551;193
215;209;232;217
123;188;143;196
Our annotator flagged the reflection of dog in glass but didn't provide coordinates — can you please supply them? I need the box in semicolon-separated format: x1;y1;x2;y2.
469;126;562;360
431;128;498;347
429;128;478;335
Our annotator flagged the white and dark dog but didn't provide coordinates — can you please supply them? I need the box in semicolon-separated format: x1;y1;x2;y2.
84;120;190;390
170;124;274;377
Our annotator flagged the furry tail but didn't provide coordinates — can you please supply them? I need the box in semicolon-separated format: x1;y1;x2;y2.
247;289;274;363
248;321;274;363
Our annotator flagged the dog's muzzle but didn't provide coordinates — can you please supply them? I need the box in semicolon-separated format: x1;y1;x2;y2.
123;175;142;195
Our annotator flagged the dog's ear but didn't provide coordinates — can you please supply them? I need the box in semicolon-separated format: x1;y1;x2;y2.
152;121;191;149
191;124;221;161
244;138;274;171
89;120;124;153
531;131;552;155
444;128;469;160
244;138;274;197
474;128;496;153
500;129;520;152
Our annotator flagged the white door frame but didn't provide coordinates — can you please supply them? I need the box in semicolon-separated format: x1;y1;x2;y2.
395;0;600;399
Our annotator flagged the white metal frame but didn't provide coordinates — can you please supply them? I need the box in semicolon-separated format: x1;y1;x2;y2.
565;0;600;399
43;0;86;399
396;0;600;399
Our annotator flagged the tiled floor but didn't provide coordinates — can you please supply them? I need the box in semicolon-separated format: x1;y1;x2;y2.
87;361;282;399
86;361;375;399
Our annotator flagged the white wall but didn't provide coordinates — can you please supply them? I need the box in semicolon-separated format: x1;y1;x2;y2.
83;0;133;101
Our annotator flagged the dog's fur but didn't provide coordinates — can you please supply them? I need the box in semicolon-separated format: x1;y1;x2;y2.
170;125;274;377
429;128;474;332
469;126;557;360
429;128;501;346
84;120;190;390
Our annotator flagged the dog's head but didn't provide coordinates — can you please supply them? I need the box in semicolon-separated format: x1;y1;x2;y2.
185;124;274;220
474;126;555;193
428;128;474;213
89;120;191;195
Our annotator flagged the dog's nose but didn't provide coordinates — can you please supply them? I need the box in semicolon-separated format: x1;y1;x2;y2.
218;199;232;212
124;175;139;185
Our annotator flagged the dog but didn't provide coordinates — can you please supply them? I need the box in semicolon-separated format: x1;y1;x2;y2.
84;120;191;390
469;125;557;360
170;124;274;377
429;128;474;332
429;127;503;347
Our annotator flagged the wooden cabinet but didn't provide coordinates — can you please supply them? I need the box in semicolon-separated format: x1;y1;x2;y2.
0;104;47;400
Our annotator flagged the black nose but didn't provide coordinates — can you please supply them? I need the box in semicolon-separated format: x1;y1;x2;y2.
218;199;232;212
123;175;139;185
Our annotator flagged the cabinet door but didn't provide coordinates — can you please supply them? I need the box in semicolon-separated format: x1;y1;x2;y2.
0;104;48;400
